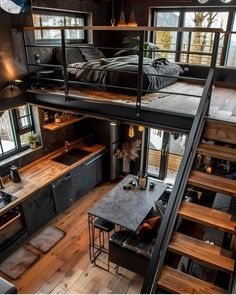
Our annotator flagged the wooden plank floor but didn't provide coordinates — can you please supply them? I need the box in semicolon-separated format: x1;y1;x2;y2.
30;82;236;123
0;182;143;294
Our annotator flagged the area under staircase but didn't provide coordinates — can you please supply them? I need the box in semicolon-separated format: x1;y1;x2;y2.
156;120;236;294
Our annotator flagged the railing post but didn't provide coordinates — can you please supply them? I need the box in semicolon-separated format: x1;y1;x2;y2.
136;30;144;117
211;31;220;69
187;31;192;64
61;29;69;103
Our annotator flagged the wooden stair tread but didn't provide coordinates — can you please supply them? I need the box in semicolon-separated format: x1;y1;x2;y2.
198;143;236;162
158;265;226;294
179;201;236;234
168;232;234;273
203;120;236;145
189;170;236;197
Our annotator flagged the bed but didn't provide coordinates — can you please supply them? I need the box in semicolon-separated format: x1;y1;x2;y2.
66;54;183;93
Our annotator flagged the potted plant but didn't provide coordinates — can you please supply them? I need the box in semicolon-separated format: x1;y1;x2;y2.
114;140;141;173
27;133;38;149
114;36;159;59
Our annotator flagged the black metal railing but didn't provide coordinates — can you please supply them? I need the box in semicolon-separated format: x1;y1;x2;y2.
21;26;221;117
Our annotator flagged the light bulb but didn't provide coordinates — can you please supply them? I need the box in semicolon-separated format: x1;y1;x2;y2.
138;125;144;132
128;125;135;138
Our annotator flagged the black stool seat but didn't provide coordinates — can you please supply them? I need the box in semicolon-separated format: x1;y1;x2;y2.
94;218;114;232
0;277;17;294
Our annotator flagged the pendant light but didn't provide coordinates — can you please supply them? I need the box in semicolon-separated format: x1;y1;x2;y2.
117;0;127;27
0;80;23;98
111;0;115;27
128;0;138;27
128;125;135;138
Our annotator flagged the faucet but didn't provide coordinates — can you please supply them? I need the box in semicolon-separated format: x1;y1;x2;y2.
65;141;70;152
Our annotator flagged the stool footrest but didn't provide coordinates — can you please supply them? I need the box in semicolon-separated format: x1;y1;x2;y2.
94;218;114;232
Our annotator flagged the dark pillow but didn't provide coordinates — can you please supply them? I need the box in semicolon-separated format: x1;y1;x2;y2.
53;47;85;65
79;47;105;61
138;222;152;233
145;216;160;230
137;215;160;242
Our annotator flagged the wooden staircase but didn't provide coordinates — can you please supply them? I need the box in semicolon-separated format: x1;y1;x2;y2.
157;120;236;294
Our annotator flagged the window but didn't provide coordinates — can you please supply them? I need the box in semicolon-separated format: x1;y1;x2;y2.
152;8;234;66
0;105;35;160
181;11;228;65
33;10;86;44
153;11;180;61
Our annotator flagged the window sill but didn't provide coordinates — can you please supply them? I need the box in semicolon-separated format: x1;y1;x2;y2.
0;145;43;167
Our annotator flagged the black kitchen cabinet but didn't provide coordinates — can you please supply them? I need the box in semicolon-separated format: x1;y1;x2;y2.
96;154;103;184
22;184;56;234
71;151;106;200
52;173;75;214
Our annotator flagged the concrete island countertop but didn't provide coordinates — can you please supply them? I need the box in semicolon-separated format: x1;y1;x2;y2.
0;140;106;216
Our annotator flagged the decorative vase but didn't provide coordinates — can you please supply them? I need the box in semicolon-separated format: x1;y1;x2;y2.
122;158;130;173
30;142;37;149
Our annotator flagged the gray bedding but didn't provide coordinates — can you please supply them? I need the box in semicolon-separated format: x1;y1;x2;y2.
67;55;183;92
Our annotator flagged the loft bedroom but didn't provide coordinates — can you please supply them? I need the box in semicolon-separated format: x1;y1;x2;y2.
1;0;236;128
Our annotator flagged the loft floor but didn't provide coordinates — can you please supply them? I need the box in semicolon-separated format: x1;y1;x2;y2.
2;182;143;294
29;82;236;123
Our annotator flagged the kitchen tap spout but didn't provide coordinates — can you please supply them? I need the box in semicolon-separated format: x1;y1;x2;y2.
65;141;70;152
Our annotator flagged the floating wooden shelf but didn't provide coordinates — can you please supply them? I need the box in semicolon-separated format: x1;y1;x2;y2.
42;117;83;131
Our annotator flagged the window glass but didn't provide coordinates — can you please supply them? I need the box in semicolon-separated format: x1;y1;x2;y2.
153;11;180;61
33;13;85;43
226;15;236;66
0;111;16;154
17;105;32;130
0;105;35;160
181;11;228;65
20;131;33;146
169;133;187;156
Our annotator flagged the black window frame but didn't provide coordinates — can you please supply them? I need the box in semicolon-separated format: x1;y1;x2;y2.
151;6;236;67
0;105;35;161
32;9;88;45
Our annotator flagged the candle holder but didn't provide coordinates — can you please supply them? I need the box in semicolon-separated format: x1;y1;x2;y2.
137;171;148;190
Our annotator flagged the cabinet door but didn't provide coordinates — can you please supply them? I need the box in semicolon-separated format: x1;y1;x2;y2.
84;158;97;190
22;185;56;234
96;154;103;184
71;159;96;200
71;164;84;200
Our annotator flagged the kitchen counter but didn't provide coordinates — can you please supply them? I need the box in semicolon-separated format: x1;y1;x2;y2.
0;141;106;216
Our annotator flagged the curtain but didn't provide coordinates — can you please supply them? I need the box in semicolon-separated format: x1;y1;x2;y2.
10;0;29;13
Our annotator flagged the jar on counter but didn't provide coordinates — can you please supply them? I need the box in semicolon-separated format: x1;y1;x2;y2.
54;113;61;124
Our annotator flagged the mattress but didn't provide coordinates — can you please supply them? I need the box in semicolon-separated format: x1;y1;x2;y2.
67;55;183;93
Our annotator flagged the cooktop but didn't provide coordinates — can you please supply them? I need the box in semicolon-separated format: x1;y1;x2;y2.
0;191;17;209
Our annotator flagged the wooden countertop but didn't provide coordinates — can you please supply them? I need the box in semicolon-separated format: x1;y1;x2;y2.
0;141;106;216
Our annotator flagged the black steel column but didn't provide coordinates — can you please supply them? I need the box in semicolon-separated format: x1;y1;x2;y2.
61;29;69;103
136;30;144;117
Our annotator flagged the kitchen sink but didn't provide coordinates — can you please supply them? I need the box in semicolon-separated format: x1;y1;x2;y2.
52;148;92;166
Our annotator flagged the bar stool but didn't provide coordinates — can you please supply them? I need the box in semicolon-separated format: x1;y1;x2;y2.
93;217;115;271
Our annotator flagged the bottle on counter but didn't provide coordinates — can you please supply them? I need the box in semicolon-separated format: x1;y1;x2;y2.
54;113;61;125
43;111;49;123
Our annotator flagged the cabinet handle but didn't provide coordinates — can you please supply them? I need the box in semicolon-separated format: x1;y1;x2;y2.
83;152;106;166
0;212;21;230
